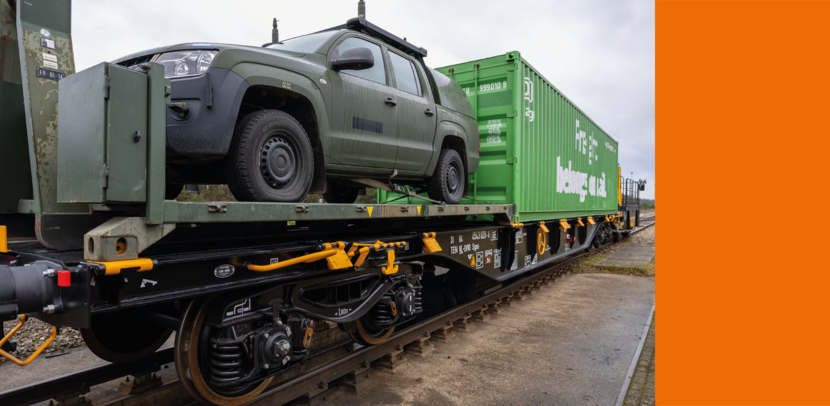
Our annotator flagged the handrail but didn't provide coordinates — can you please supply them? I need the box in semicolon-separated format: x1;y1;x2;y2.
0;315;57;366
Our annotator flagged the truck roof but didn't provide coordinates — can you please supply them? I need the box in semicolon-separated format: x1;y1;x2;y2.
318;17;428;58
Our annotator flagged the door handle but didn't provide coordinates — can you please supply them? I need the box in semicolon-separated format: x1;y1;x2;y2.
424;109;434;117
385;98;397;106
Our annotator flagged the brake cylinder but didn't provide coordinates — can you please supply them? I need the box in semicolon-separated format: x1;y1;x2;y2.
0;263;58;321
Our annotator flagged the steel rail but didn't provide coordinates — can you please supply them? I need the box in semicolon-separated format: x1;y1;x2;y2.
0;347;174;406
0;219;654;406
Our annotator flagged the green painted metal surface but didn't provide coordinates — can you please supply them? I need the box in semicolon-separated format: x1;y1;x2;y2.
161;201;511;223
0;0;33;214
104;65;148;202
383;52;619;223
56;63;106;203
16;0;87;216
57;62;161;205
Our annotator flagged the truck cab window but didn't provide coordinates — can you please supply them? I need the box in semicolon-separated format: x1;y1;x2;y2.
332;37;386;84
389;52;422;96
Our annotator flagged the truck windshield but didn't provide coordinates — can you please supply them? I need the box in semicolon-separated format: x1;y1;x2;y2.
267;31;337;53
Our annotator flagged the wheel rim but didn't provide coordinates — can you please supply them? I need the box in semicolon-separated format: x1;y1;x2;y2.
350;318;394;346
175;296;273;406
446;162;460;194
260;133;298;189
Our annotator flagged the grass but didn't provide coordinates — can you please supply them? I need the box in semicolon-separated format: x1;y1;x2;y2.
568;226;656;277
171;185;380;204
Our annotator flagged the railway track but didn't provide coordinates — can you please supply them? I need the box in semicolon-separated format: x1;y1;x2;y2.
0;220;654;406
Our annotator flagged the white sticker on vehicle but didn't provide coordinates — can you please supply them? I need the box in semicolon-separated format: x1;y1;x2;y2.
140;279;158;288
43;60;58;69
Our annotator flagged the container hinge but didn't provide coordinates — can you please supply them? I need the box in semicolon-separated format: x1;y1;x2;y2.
507;157;518;164
507;110;517;118
103;76;110;99
101;164;109;188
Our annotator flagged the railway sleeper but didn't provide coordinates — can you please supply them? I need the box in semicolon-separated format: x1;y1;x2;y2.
405;336;435;356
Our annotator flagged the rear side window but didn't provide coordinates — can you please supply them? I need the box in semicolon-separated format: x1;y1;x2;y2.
389;52;422;96
331;37;386;85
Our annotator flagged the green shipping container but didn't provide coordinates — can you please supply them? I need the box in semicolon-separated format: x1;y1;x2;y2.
381;51;620;223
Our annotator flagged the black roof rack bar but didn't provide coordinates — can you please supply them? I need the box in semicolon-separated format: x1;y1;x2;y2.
345;17;427;57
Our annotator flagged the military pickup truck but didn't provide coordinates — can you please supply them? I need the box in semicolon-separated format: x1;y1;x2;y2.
112;18;479;205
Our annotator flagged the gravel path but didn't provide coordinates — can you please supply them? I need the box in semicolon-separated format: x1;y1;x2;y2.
1;318;86;365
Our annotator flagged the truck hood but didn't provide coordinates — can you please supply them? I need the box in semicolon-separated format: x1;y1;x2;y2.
110;43;307;65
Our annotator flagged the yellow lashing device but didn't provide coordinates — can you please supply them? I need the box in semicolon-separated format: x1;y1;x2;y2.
0;315;57;366
576;218;585;227
586;217;596;225
537;221;549;255
347;241;407;273
559;219;571;230
421;232;442;253
1;225;8;253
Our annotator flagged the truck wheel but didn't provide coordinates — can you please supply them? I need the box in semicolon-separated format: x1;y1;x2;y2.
323;180;359;204
165;184;183;200
225;110;314;202
427;149;465;204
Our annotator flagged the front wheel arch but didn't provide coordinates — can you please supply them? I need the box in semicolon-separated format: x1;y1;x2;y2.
235;85;328;194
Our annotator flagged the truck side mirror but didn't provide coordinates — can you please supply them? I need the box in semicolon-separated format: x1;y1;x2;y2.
331;47;374;71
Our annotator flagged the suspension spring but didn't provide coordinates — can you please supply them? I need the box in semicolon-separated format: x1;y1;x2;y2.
413;288;423;314
368;292;395;327
209;338;244;387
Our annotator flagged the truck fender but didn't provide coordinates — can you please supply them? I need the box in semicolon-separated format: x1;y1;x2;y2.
426;121;469;196
230;63;331;193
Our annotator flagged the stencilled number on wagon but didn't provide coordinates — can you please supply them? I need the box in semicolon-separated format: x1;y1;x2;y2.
335;308;352;316
479;81;507;92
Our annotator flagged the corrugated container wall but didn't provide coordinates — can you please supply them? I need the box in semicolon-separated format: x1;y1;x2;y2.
381;52;620;223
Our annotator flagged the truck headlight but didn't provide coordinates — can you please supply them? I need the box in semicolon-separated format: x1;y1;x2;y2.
156;50;218;79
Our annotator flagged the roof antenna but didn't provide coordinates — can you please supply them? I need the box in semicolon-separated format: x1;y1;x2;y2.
272;18;279;44
358;1;366;19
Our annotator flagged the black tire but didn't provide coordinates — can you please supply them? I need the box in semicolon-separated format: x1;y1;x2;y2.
427;149;465;204
165;183;183;200
225;110;314;202
323;180;359;204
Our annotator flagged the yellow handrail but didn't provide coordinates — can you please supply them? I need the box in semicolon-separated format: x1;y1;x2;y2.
247;249;339;272
0;315;57;366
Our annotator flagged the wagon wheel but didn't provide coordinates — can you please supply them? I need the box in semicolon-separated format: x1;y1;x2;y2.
175;296;273;406
348;317;395;346
81;309;172;364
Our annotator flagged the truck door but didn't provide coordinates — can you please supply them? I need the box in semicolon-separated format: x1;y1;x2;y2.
327;37;398;169
387;51;437;173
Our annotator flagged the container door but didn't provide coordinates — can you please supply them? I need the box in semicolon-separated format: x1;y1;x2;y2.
327;36;398;169
387;51;436;173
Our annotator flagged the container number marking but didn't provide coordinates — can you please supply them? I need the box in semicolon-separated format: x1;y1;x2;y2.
479;81;507;93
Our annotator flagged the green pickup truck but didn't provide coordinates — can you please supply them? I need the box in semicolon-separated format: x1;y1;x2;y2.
113;18;479;204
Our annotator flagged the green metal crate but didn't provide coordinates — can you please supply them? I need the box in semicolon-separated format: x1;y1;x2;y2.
381;51;620;223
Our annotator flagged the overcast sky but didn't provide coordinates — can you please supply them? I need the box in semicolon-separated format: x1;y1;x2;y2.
71;0;655;200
